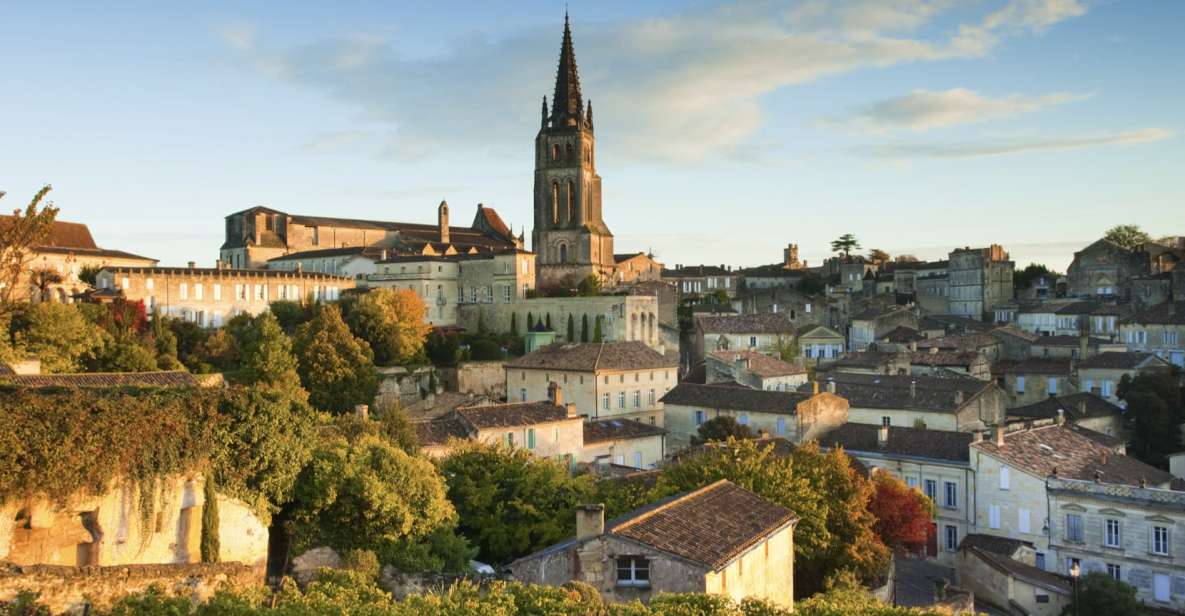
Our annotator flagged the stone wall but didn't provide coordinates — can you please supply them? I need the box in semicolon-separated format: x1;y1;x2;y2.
0;561;259;615
454;361;506;398
376;366;434;407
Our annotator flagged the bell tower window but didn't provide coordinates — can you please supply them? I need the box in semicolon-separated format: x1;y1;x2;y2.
559;244;568;263
551;182;559;223
552;144;560;161
566;180;575;223
566;143;573;160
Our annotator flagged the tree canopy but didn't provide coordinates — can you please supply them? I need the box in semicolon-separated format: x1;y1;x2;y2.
293;303;379;414
1104;224;1152;250
830;234;861;258
0;185;58;315
345;289;432;366
690;416;754;445
1061;572;1148;616
1014;263;1054;290
1118;370;1184;468
868;473;933;554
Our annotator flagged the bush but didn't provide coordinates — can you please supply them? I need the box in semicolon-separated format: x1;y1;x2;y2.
468;338;502;361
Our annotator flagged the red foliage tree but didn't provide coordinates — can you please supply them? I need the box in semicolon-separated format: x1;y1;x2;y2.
869;472;933;554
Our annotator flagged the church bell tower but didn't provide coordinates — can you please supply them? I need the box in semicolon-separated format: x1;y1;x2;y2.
532;14;615;289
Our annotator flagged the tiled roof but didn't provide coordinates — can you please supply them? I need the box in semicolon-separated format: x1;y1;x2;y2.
613;252;646;262
696;313;795;335
1007;393;1123;422
0;217;100;250
919;314;995;334
1125;301;1185;326
504;342;676;372
661;265;733;278
833;350;899;369
0;371;201;388
583;418;667;444
1032;335;1105;348
706;350;806;377
908;350;983;368
1054;301;1103;315
991;325;1040;342
880;325;923;343
962;546;1071;595
821;423;971;463
915;333;999;351
957;533;1033;556
102;266;353;281
1078;351;1166;370
797;323;843;339
1002;358;1073;376
267;246;384;261
413;416;471;447
661;382;809;414
607;480;797;570
973;424;1174;487
0;364;14;375
475;205;513;240
804;372;989;413
454;401;573;430
32;246;156;262
852;304;912;322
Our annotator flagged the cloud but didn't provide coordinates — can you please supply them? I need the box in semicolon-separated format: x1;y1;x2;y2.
833;88;1090;132
984;0;1086;33
216;0;1090;164
218;21;255;51
858;128;1176;159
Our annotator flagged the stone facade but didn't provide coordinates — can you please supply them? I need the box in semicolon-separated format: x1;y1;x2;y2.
948;245;1013;321
505;357;675;425
368;251;536;326
1067;238;1150;299
662;385;849;452
798;324;846;364
95;266;353;327
461;294;661;349
612;253;663;285
955;547;1070;616
581;429;666;469
1120;301;1185;367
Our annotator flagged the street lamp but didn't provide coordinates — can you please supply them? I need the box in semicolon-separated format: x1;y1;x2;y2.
1069;561;1081;616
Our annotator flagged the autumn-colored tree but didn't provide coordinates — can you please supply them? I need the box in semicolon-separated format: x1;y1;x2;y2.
28;266;63;302
0;185;59;315
894;254;920;263
346;288;432;366
866;249;890;266
869;472;933;554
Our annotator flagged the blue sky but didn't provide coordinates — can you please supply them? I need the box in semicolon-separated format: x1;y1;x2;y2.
2;1;1182;272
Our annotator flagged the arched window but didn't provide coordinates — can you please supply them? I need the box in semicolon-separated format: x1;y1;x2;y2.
551;144;560;161
551;182;559;223
565;143;573;160
566;180;575;223
559;244;568;263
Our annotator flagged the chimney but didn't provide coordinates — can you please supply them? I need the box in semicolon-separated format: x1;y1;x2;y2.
826;379;836;394
438;200;450;244
1078;400;1087;417
576;504;605;541
994;425;1005;447
909;342;917;352
929;346;939;355
1057;408;1065;425
566;402;578;418
1078;331;1089;359
1094;470;1102;483
910;380;917;398
877;425;889;448
187;261;196;269
548;381;563;406
355;404;369;421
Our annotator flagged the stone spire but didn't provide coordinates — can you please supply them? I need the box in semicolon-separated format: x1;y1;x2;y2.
585;100;593;131
550;13;583;127
541;96;549;128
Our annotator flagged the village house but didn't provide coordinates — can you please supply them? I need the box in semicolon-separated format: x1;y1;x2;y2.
94;265;353;327
968;421;1174;567
807;372;1006;432
612;252;663;284
915;332;1003;362
1006;393;1125;438
848;304;918;352
907;348;992;380
914;261;951;315
506;480;798;608
265;245;385;282
1045;478;1185;610
1028;334;1106;360
735;263;808;291
1120;301;1185;367
947;245;1014;321
997;358;1076;407
1066;238;1150;299
830;348;911;376
796;323;846;364
1076;351;1173;403
990;325;1041;361
820;423;973;564
692;312;796;365
461;293;661;350
0;216;157;304
661;381;849;452
956;535;1071;616
661;264;740;300
704;350;808;391
581;418;667;469
503;342;677;425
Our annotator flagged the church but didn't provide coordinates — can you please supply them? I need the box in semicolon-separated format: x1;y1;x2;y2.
531;16;661;289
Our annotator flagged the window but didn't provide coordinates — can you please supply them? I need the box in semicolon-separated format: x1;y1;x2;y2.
1000;466;1010;490
505;432;515;447
616;557;650;587
1035;553;1046;570
989;505;1001;529
617;392;626;409
738;413;749;426
1154;573;1170;602
146;278;154;291
213;284;221;301
748;336;757;348
602;394;610;410
1066;556;1080;575
1019;508;1031;534
1102;380;1113;397
944;525;958;552
1152;525;1170;556
633;390;640;408
1066;514;1084;543
943;481;957;509
614;454;624;465
1105;519;1121;548
520;388;527;402
776;417;786;436
906;476;919;489
1048;377;1058;394
503;285;511;302
527;429;536;450
648;389;655;406
633;452;642;469
924;479;937;501
179;283;188;300
694;410;705;426
1107;564;1121;581
881;416;891;427
1016;375;1025;394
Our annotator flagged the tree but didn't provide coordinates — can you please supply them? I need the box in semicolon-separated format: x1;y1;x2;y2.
1104;224;1152;250
593;316;604;342
1014;263;1053;290
580;314;589;342
235;312;306;400
426;330;460;366
691;416;754;445
1118;371;1184;468
377;403;419;455
798;274;826;296
438;441;593;564
576;274;601;296
773;335;800;362
93;341;159;372
346;289;432;366
28;266;63;302
7;303;102;372
509;312;518;336
866;249;890;266
868;473;933;554
566;314;575;341
1061;572;1147;616
151;313;182;370
830;234;861;258
200;477;220;563
0;185;58;315
270;300;312;334
291;435;465;565
293;304;379;414
545;312;552;330
894;254;920;263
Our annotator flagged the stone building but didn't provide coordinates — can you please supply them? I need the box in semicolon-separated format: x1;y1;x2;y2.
693;313;796;365
809;372;1006;432
848;304;918;352
1076;351;1173;403
948;245;1013;321
412;392;584;462
531;17;616;289
581;418;667;469
611;253;663;285
0;216;156;303
366;250;536;326
504;342;677;425
460;293;660;349
1066;238;1150;299
661;382;849;452
1006;393;1125;439
1120;301;1185;367
998;358;1076;407
821;423;974;563
662;265;741;301
1047;478;1185;610
956;537;1071;616
219;201;520;270
796;323;845;364
506;480;798;608
95;265;354;327
265;245;385;283
705;350;808;391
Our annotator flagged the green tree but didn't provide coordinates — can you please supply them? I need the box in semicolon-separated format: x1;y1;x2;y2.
581;314;589;342
438;442;594;564
0;185;58;315
830;234;861;258
576;274;601;296
294;304;379;414
235;312;306;400
566;314;575;341
193;327;239;373
1014;263;1053;290
1104;224;1152;250
527;312;535;329
1118;371;1184;468
200;477;221;563
377;403;419;455
691;416;754;445
510;312;518;336
1061;572;1147;616
773;335;800;362
270;300;312;334
593;316;604;342
798;274;826;295
93;341;158;372
151;313;183;370
346;289;432;366
168;318;210;372
545;312;552;330
7;303;102;372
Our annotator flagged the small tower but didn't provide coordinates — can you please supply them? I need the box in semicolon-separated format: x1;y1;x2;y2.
438;200;449;244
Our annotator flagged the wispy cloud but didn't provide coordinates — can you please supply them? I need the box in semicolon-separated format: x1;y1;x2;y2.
216;0;1091;164
218;20;255;52
858;128;1176;159
831;88;1090;132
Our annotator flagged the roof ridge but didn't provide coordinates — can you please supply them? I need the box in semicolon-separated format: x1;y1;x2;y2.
593;342;605;371
611;479;732;533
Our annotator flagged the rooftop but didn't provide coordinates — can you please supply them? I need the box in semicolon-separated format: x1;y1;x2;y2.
821;423;972;463
1077;351;1168;370
504;342;676;372
973;424;1174;488
1125;301;1185;326
661;382;810;414
962;546;1070;595
804;372;990;413
1007;393;1123;422
696;313;795;335
706;350;806;377
0;370;204;388
583;418;667;444
453;401;574;430
1001;357;1074;376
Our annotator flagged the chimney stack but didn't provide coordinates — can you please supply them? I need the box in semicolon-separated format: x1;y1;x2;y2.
1078;400;1087;417
812;381;820;395
1057;408;1065;425
877;425;889;448
994;424;1005;447
930;346;939;355
1078;331;1089;359
1100;450;1109;465
973;430;983;443
909;342;917;352
576;504;605;541
566;402;577;418
187;261;196;269
548;381;563;406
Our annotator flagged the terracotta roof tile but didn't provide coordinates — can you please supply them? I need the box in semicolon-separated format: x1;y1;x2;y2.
661;382;809;414
706;350;806;377
1078;351;1168;370
973;424;1174;487
958;533;1033;556
1007;393;1122;422
696;313;795;335
821;423;971;463
413;416;471;447
1125;301;1185;326
806;372;990;413
1002;358;1074;376
583;418;667;444
454;401;574;429
505;342;676;372
0;371;201;388
963;546;1071;595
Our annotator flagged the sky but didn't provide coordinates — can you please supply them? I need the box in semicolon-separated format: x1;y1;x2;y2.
2;0;1182;272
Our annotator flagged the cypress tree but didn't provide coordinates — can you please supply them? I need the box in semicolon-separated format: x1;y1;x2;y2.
200;477;221;563
527;312;535;329
593;316;604;342
567;314;575;341
510;312;518;336
545;313;552;330
581;314;589;342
